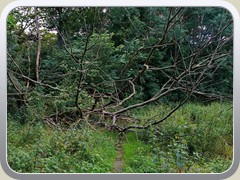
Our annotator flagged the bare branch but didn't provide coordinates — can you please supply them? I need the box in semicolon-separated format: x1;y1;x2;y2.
119;95;189;132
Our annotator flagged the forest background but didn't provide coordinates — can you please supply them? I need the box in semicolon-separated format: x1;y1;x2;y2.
7;7;233;173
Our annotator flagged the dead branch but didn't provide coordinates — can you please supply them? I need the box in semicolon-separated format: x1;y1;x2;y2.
115;80;136;107
116;96;189;132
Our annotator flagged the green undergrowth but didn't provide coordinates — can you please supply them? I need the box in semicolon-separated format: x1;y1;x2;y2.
122;101;233;173
7;122;118;173
7;101;233;173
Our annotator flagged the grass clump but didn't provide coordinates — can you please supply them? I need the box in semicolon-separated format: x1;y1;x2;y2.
122;133;158;173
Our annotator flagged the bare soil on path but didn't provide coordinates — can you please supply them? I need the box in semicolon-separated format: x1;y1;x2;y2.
113;136;124;173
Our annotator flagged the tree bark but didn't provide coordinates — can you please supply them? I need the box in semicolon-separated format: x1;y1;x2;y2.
35;7;41;82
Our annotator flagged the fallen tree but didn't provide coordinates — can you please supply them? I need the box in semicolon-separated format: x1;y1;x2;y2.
7;7;233;131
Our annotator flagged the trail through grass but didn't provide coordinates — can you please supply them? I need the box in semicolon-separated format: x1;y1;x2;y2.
113;134;124;173
7;102;233;173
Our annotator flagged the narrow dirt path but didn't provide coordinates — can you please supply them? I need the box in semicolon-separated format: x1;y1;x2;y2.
113;135;124;173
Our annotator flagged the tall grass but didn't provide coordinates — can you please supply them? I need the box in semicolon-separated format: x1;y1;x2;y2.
122;101;233;173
